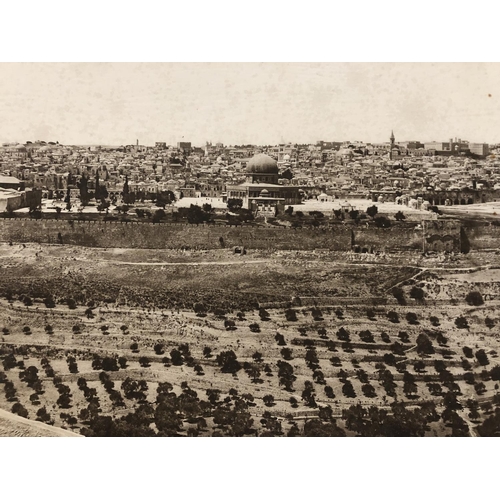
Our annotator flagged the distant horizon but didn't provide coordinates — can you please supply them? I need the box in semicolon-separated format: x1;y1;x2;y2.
1;63;499;146
2;136;494;148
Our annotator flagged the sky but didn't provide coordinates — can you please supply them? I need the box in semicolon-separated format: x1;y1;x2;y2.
0;62;499;147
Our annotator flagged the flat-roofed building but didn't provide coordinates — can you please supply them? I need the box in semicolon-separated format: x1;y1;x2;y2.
469;143;489;157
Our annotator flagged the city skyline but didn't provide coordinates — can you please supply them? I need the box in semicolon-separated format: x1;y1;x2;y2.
1;63;499;146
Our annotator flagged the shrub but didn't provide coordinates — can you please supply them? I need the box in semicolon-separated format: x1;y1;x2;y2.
193;303;207;317
462;346;473;358
374;216;391;228
317;327;327;338
465;291;484;306
311;307;324;321
414;360;426;373
252;352;263;363
258;308;270;321
336;327;350;342
154;344;165;355
436;333;448;346
359;330;375;343
398;331;410;343
485;317;495;329
366;205;378;218
342;381;356;398
416;333;434;355
44;296;56;308
461;359;472;371
387;311;399;323
410;286;425;301
406;312;418;325
490;365;500;381
429;316;440;327
474;382;487;395
139;356;151;368
216;350;241;374
102;357;119;372
263;395;275;407
392;287;406;305
326;340;337;352
391;342;406;356
224;319;236;331
11;402;28;418
330;356;341;367
475;349;489;366
362;384;377;398
324;386;335;399
249;323;261;333
275;333;286;346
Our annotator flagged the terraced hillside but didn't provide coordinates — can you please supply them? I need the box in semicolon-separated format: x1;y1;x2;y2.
1;243;500;436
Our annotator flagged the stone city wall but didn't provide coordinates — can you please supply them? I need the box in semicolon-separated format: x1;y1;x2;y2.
463;224;500;250
0;219;352;251
353;226;423;252
0;218;499;252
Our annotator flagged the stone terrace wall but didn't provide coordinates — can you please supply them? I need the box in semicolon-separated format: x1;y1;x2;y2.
353;226;423;252
0;219;353;251
464;225;500;250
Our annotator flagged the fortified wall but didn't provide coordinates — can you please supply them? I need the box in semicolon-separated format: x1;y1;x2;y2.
0;218;497;252
352;226;423;252
462;224;500;250
0;219;353;251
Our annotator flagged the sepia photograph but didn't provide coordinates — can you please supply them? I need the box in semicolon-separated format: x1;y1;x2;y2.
3;3;500;499
1;61;500;440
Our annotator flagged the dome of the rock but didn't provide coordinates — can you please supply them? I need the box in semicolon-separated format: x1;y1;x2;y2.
246;154;278;174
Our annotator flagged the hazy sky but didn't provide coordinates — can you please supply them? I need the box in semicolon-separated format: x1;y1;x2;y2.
1;63;499;146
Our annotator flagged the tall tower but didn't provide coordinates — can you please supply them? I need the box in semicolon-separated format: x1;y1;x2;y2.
389;130;395;160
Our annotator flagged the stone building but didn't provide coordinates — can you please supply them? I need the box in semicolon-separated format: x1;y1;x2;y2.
422;220;461;252
225;153;301;215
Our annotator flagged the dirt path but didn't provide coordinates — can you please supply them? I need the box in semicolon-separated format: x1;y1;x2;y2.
85;258;272;267
459;412;478;437
385;264;493;294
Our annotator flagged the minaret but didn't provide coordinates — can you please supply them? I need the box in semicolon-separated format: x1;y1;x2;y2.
390;130;395;160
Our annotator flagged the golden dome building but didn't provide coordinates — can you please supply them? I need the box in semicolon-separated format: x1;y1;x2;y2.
226;153;301;215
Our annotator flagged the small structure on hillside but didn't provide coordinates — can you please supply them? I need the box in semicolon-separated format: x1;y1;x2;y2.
422;220;461;252
233;246;246;255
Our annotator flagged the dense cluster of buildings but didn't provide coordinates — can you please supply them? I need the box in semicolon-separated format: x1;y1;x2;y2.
0;134;498;216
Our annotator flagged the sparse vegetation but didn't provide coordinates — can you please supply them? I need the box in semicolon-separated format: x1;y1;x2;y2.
0;241;498;437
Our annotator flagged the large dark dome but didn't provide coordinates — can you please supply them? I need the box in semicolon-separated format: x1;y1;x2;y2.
246;153;278;174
